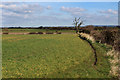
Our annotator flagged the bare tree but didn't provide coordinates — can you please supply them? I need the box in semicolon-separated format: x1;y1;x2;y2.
73;17;83;34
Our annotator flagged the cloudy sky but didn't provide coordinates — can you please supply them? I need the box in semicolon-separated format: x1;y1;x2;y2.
0;2;118;27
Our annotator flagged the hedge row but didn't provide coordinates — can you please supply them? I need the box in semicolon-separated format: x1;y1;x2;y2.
29;32;61;34
80;26;120;52
2;32;62;34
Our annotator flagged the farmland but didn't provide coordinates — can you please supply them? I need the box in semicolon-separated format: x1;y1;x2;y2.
1;1;119;78
2;29;76;34
2;33;111;78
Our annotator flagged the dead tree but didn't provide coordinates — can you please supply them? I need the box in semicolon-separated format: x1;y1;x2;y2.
73;17;83;34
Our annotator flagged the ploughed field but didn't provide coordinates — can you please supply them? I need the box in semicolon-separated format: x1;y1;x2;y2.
2;34;111;78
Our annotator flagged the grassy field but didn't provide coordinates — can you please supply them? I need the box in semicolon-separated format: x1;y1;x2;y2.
2;34;111;78
2;29;75;33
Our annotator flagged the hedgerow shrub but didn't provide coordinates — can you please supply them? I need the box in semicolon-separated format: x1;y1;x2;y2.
46;32;54;34
29;32;37;34
100;30;115;45
114;39;120;52
57;32;61;34
90;30;101;42
3;32;9;34
37;32;43;34
113;30;120;52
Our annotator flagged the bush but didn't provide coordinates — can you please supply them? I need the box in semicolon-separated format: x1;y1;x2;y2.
29;32;37;34
113;31;120;51
114;39;120;51
80;25;94;34
3;32;8;34
100;30;115;45
90;29;116;45
37;32;43;34
90;30;101;42
94;27;104;30
89;27;120;52
79;29;90;34
85;25;95;31
57;32;61;34
46;32;54;34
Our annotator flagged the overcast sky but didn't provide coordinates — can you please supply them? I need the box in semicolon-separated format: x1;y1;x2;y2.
0;2;118;27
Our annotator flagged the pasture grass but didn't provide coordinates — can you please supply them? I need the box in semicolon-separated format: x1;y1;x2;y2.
2;34;111;78
2;29;75;33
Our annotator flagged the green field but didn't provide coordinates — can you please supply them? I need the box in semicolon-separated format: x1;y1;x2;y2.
2;29;75;33
2;34;111;78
